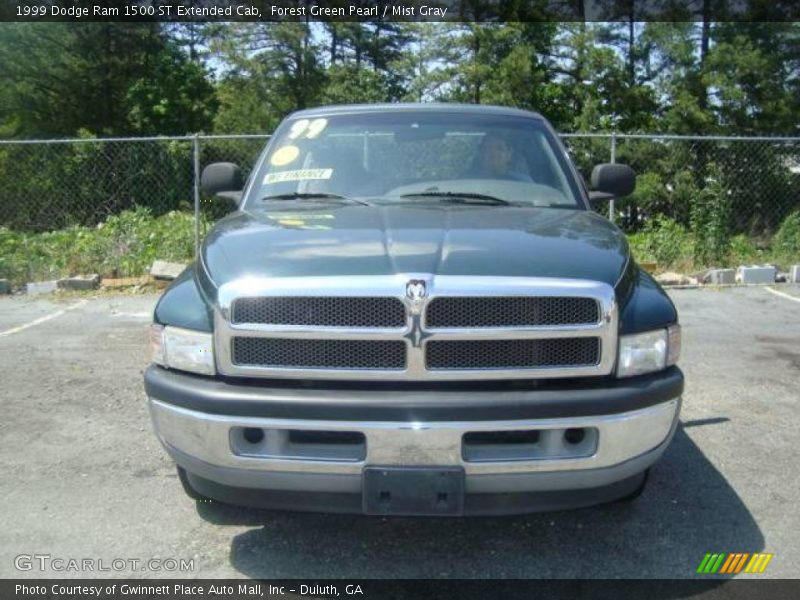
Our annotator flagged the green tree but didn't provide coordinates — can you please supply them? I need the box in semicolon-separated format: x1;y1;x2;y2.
320;21;414;102
166;22;210;64
418;22;559;117
705;22;800;134
0;23;215;137
126;42;218;135
549;22;657;132
640;22;715;134
320;65;390;105
210;22;324;133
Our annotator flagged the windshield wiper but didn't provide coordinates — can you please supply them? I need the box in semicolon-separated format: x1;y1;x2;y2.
398;191;511;206
261;193;371;206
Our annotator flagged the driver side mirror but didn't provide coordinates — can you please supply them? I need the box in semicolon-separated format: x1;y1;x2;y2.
201;162;243;203
590;163;636;198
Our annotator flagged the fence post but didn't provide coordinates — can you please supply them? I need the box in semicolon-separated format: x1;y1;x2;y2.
608;132;617;222
192;134;201;257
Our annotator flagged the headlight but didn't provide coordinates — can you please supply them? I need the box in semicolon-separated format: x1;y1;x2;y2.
149;324;215;375
617;325;680;378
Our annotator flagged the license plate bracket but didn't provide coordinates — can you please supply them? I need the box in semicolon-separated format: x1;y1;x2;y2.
362;466;465;516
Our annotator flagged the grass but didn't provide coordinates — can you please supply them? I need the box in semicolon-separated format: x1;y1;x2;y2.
2;209;799;289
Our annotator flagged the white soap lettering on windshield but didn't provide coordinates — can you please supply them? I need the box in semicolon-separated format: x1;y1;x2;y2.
287;119;310;140
263;169;333;184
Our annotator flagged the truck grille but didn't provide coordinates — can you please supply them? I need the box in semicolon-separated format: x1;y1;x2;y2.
232;297;406;328
216;276;617;381
425;297;600;328
232;338;406;370
425;338;600;370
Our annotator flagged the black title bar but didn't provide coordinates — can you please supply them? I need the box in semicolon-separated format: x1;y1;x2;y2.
3;0;800;22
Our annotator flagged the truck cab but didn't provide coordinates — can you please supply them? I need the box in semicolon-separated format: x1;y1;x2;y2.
145;104;682;515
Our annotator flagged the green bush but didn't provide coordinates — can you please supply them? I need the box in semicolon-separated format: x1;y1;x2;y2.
2;207;799;290
0;208;198;286
626;210;800;273
627;216;693;268
727;234;765;266
772;211;800;258
691;165;732;266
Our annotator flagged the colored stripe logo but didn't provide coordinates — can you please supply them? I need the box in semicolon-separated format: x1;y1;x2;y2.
697;553;773;574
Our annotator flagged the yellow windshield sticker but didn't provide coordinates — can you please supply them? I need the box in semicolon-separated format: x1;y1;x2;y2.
263;168;333;184
305;118;328;139
269;145;300;166
287;119;310;140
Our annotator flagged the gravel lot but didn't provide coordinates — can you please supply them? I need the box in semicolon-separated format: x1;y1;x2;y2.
1;285;798;579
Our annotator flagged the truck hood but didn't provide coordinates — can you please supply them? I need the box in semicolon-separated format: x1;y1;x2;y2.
200;203;630;288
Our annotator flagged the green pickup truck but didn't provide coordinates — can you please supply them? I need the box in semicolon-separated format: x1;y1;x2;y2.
145;104;683;516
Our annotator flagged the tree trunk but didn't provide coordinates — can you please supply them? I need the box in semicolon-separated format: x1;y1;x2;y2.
627;12;635;84
473;29;481;104
698;0;711;111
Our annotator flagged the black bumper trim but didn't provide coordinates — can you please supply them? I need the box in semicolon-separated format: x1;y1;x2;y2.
144;365;683;422
187;470;647;516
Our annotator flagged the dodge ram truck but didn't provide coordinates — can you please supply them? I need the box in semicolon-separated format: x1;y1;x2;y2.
145;104;683;516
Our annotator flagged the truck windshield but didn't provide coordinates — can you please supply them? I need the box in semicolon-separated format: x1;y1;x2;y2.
246;111;584;209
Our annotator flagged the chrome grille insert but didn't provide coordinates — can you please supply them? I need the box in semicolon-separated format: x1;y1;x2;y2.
232;296;405;328
426;338;601;370
232;337;406;370
214;276;618;381
425;297;600;328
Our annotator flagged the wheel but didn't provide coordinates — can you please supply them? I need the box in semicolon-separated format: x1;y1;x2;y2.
614;469;650;503
176;466;211;502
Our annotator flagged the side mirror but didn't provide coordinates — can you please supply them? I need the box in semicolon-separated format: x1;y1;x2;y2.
590;163;636;197
201;162;243;197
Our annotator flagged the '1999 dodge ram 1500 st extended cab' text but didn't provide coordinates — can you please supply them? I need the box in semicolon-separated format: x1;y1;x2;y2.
144;104;683;516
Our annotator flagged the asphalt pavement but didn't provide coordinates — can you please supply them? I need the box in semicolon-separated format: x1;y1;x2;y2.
0;285;798;579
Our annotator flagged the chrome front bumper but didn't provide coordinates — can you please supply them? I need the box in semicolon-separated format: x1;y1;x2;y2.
149;396;681;496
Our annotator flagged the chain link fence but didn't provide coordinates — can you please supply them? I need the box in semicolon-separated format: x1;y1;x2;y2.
563;133;800;235
0;134;269;233
1;132;799;282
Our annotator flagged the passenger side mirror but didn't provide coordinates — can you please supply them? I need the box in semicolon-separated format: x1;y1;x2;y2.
201;163;243;200
590;163;636;197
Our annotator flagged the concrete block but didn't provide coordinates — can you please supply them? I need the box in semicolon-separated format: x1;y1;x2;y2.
26;280;58;295
57;274;100;291
150;260;187;280
735;265;776;284
0;279;11;294
706;269;735;285
791;265;800;283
